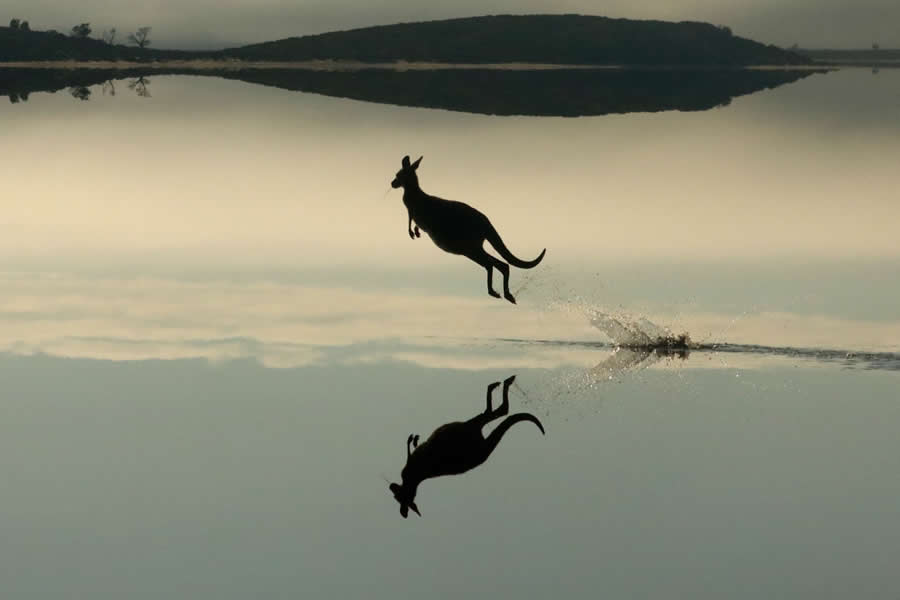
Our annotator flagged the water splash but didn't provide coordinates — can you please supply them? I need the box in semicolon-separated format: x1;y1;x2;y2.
588;308;692;352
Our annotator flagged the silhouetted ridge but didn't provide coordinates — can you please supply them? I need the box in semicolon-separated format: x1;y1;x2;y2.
224;15;810;65
2;16;810;65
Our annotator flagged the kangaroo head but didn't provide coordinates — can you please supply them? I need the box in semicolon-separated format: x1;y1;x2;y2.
391;155;423;189
389;482;421;518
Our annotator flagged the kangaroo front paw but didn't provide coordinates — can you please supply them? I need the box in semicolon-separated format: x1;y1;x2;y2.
408;229;415;239
414;227;421;238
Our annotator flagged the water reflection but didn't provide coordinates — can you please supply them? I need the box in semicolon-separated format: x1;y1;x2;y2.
0;69;157;101
68;85;91;101
221;67;827;116
588;345;689;381
127;76;151;98
389;375;545;518
0;67;826;115
500;337;900;374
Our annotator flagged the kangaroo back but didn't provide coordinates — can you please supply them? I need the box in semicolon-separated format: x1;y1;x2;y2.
484;413;545;457
485;224;546;269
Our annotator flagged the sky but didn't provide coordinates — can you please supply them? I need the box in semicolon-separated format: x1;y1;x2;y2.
3;0;897;50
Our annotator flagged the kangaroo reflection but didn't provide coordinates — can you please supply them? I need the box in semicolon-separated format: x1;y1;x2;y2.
392;155;546;304
389;375;545;518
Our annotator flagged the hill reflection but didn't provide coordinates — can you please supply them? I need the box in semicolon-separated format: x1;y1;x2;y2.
1;67;825;116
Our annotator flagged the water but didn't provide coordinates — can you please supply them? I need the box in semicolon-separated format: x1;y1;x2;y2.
1;67;898;599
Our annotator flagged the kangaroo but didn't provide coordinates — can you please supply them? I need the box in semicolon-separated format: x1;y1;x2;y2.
389;375;545;518
391;155;546;304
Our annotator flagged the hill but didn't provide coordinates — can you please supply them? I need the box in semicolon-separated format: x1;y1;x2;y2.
1;15;809;65
223;15;810;66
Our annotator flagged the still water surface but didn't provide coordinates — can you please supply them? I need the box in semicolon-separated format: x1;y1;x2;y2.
1;67;898;598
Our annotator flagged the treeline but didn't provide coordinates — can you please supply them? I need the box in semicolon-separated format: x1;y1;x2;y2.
0;21;207;61
223;15;811;66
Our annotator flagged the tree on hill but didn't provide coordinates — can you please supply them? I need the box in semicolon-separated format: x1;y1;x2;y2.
71;23;92;39
19;20;29;31
9;18;20;29
102;28;117;44
128;26;152;48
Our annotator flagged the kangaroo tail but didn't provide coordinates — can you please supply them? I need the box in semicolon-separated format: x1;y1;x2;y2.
484;413;545;455
486;224;546;269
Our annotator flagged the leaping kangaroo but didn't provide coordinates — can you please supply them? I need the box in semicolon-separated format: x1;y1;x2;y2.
389;375;545;518
391;155;546;304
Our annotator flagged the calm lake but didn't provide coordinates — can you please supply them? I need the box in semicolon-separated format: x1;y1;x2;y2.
1;66;899;599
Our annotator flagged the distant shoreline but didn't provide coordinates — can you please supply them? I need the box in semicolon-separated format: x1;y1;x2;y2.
0;60;834;71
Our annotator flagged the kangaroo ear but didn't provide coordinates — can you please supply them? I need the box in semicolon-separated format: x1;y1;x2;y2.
400;505;409;518
411;156;422;170
402;155;411;168
410;502;421;516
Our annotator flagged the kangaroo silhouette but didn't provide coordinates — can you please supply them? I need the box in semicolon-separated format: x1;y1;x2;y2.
389;375;545;518
391;155;546;304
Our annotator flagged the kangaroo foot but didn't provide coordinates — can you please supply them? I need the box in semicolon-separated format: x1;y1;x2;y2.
504;291;517;304
488;289;501;299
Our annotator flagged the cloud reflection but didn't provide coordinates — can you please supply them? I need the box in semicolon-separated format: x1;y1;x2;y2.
1;274;897;370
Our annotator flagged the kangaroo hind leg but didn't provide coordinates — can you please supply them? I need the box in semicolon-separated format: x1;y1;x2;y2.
466;248;512;303
499;375;515;415
486;378;511;420
485;381;501;413
469;380;505;429
497;259;515;304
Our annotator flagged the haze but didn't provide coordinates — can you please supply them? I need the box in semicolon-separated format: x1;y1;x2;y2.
3;0;896;50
